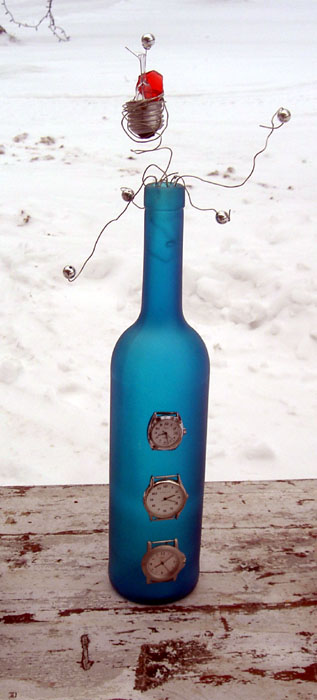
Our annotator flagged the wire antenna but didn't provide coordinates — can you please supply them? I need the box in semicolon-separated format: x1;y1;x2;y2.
174;108;291;191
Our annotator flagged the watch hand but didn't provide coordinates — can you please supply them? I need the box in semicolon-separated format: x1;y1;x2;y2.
162;555;176;570
153;553;175;570
163;494;178;502
157;430;168;441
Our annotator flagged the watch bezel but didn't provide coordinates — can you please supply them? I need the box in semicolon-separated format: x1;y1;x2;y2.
143;475;189;520
147;411;186;451
141;540;186;584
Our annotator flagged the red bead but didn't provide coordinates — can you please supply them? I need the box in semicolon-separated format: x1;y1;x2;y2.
136;70;163;100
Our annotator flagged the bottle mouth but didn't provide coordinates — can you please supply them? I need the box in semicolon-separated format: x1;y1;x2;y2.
144;182;185;211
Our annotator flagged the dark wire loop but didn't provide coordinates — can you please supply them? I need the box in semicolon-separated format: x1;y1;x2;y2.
121;97;169;144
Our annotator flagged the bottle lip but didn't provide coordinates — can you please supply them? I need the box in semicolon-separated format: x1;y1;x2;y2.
144;182;185;211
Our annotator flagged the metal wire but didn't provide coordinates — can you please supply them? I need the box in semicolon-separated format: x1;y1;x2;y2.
64;108;289;282
64;179;146;282
174;110;284;191
133;145;174;185
121;95;167;143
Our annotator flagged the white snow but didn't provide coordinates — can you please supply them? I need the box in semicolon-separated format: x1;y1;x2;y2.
1;0;316;485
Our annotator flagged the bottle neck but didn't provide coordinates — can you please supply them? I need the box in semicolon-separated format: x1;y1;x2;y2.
139;184;185;323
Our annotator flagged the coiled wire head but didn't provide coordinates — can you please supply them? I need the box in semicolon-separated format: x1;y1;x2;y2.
122;35;167;143
122;94;166;140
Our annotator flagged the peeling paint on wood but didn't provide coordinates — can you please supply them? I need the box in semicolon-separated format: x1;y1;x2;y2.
134;639;212;691
0;480;316;699
80;634;94;671
1;613;36;624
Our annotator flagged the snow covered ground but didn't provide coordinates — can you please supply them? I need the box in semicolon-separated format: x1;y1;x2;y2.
1;0;316;486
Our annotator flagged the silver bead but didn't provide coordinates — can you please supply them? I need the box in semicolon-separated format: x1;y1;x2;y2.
277;107;291;124
63;265;76;280
141;33;155;50
121;187;135;202
216;210;230;224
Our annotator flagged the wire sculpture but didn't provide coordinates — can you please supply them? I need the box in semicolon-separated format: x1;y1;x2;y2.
63;34;291;282
121;34;167;143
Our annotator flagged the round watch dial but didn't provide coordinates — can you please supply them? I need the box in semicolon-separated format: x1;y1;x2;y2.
149;416;183;450
142;545;186;582
144;480;187;519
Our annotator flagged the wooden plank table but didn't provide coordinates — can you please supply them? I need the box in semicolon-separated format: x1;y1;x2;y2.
0;480;316;699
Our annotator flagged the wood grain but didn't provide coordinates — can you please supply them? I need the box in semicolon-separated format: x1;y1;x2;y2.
0;480;316;699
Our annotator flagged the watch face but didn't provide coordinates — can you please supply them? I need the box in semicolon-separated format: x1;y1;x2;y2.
142;544;186;583
148;414;184;450
144;479;187;520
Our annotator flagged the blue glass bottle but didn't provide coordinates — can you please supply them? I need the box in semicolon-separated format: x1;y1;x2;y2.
109;182;210;604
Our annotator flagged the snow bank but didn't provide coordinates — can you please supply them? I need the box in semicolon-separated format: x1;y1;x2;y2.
1;0;316;484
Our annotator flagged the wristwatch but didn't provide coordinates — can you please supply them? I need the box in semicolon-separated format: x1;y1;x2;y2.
141;539;186;584
143;474;189;520
147;411;187;450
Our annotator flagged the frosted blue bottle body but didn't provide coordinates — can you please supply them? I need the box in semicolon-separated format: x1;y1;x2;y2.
109;183;209;604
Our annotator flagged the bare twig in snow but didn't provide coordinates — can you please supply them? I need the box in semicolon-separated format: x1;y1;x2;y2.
2;0;70;41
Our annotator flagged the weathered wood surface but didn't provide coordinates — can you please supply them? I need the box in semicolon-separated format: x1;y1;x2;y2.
0;480;316;699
